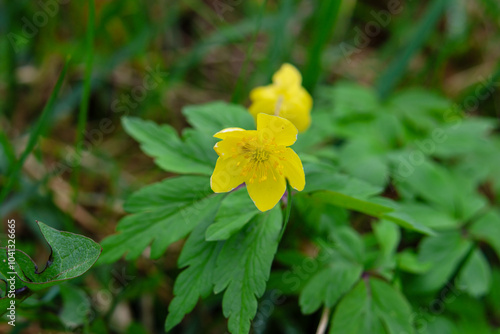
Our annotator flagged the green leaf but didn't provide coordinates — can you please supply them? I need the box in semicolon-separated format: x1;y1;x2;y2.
15;222;100;291
330;278;414;334
486;268;500;316
457;248;491;297
310;191;434;235
331;227;365;264
396;250;431;274
374;220;401;259
396;202;457;230
206;188;260;241
214;207;282;334
122;117;216;175
469;210;500;260
0;222;101;313
299;259;362;314
446;294;493;333
165;216;223;331
304;162;383;197
329;82;380;118
60;284;91;329
432;118;497;158
338;140;389;188
393;160;487;220
406;230;473;294
183;101;256;135
99;176;222;262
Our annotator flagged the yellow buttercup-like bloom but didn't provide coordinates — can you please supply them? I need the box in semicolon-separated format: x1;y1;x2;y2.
210;113;305;212
249;63;313;132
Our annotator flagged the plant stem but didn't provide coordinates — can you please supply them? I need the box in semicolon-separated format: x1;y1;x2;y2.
316;307;330;334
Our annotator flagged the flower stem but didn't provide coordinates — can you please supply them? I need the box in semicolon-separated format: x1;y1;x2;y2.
274;95;283;116
316;307;330;334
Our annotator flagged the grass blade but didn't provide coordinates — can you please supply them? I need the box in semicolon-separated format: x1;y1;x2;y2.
72;0;96;201
0;59;70;204
376;0;451;100
231;0;268;104
303;0;342;92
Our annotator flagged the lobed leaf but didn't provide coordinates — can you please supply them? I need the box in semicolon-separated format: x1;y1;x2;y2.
205;188;260;241
330;278;414;334
299;259;362;314
165;218;223;331
122;117;216;175
214;207;282;334
99;176;222;262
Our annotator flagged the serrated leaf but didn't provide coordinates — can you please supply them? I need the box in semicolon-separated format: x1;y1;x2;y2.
0;222;100;313
330;278;414;334
122;117;216;175
338;140;389;188
393;160;487;220
330;227;365;264
299;260;362;314
206;188;260;241
406;230;473;294
330;82;379;118
183;101;256;135
214;207;282;334
165;217;223;331
395;202;457;230
310;191;434;235
469;210;500;260
99;176;222;262
304;162;383;197
370;278;415;334
457;248;491;297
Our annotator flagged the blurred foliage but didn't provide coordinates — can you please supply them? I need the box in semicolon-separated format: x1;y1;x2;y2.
1;0;500;333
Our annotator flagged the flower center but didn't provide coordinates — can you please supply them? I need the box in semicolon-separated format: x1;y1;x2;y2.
252;148;270;162
237;137;285;184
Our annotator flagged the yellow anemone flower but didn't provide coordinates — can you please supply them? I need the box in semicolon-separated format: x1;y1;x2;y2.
210;113;305;212
249;63;313;132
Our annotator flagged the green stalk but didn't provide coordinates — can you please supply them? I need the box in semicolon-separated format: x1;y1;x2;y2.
72;0;96;202
376;0;451;100
0;59;70;204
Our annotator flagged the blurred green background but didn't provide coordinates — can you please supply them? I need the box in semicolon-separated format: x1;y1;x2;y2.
0;0;499;333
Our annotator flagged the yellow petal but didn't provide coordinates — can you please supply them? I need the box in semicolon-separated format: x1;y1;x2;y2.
211;157;245;193
248;99;276;120
257;113;298;146
250;85;279;101
295;86;313;110
281;148;305;191
279;100;311;132
272;63;302;87
246;171;286;211
214;127;246;139
214;136;241;158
